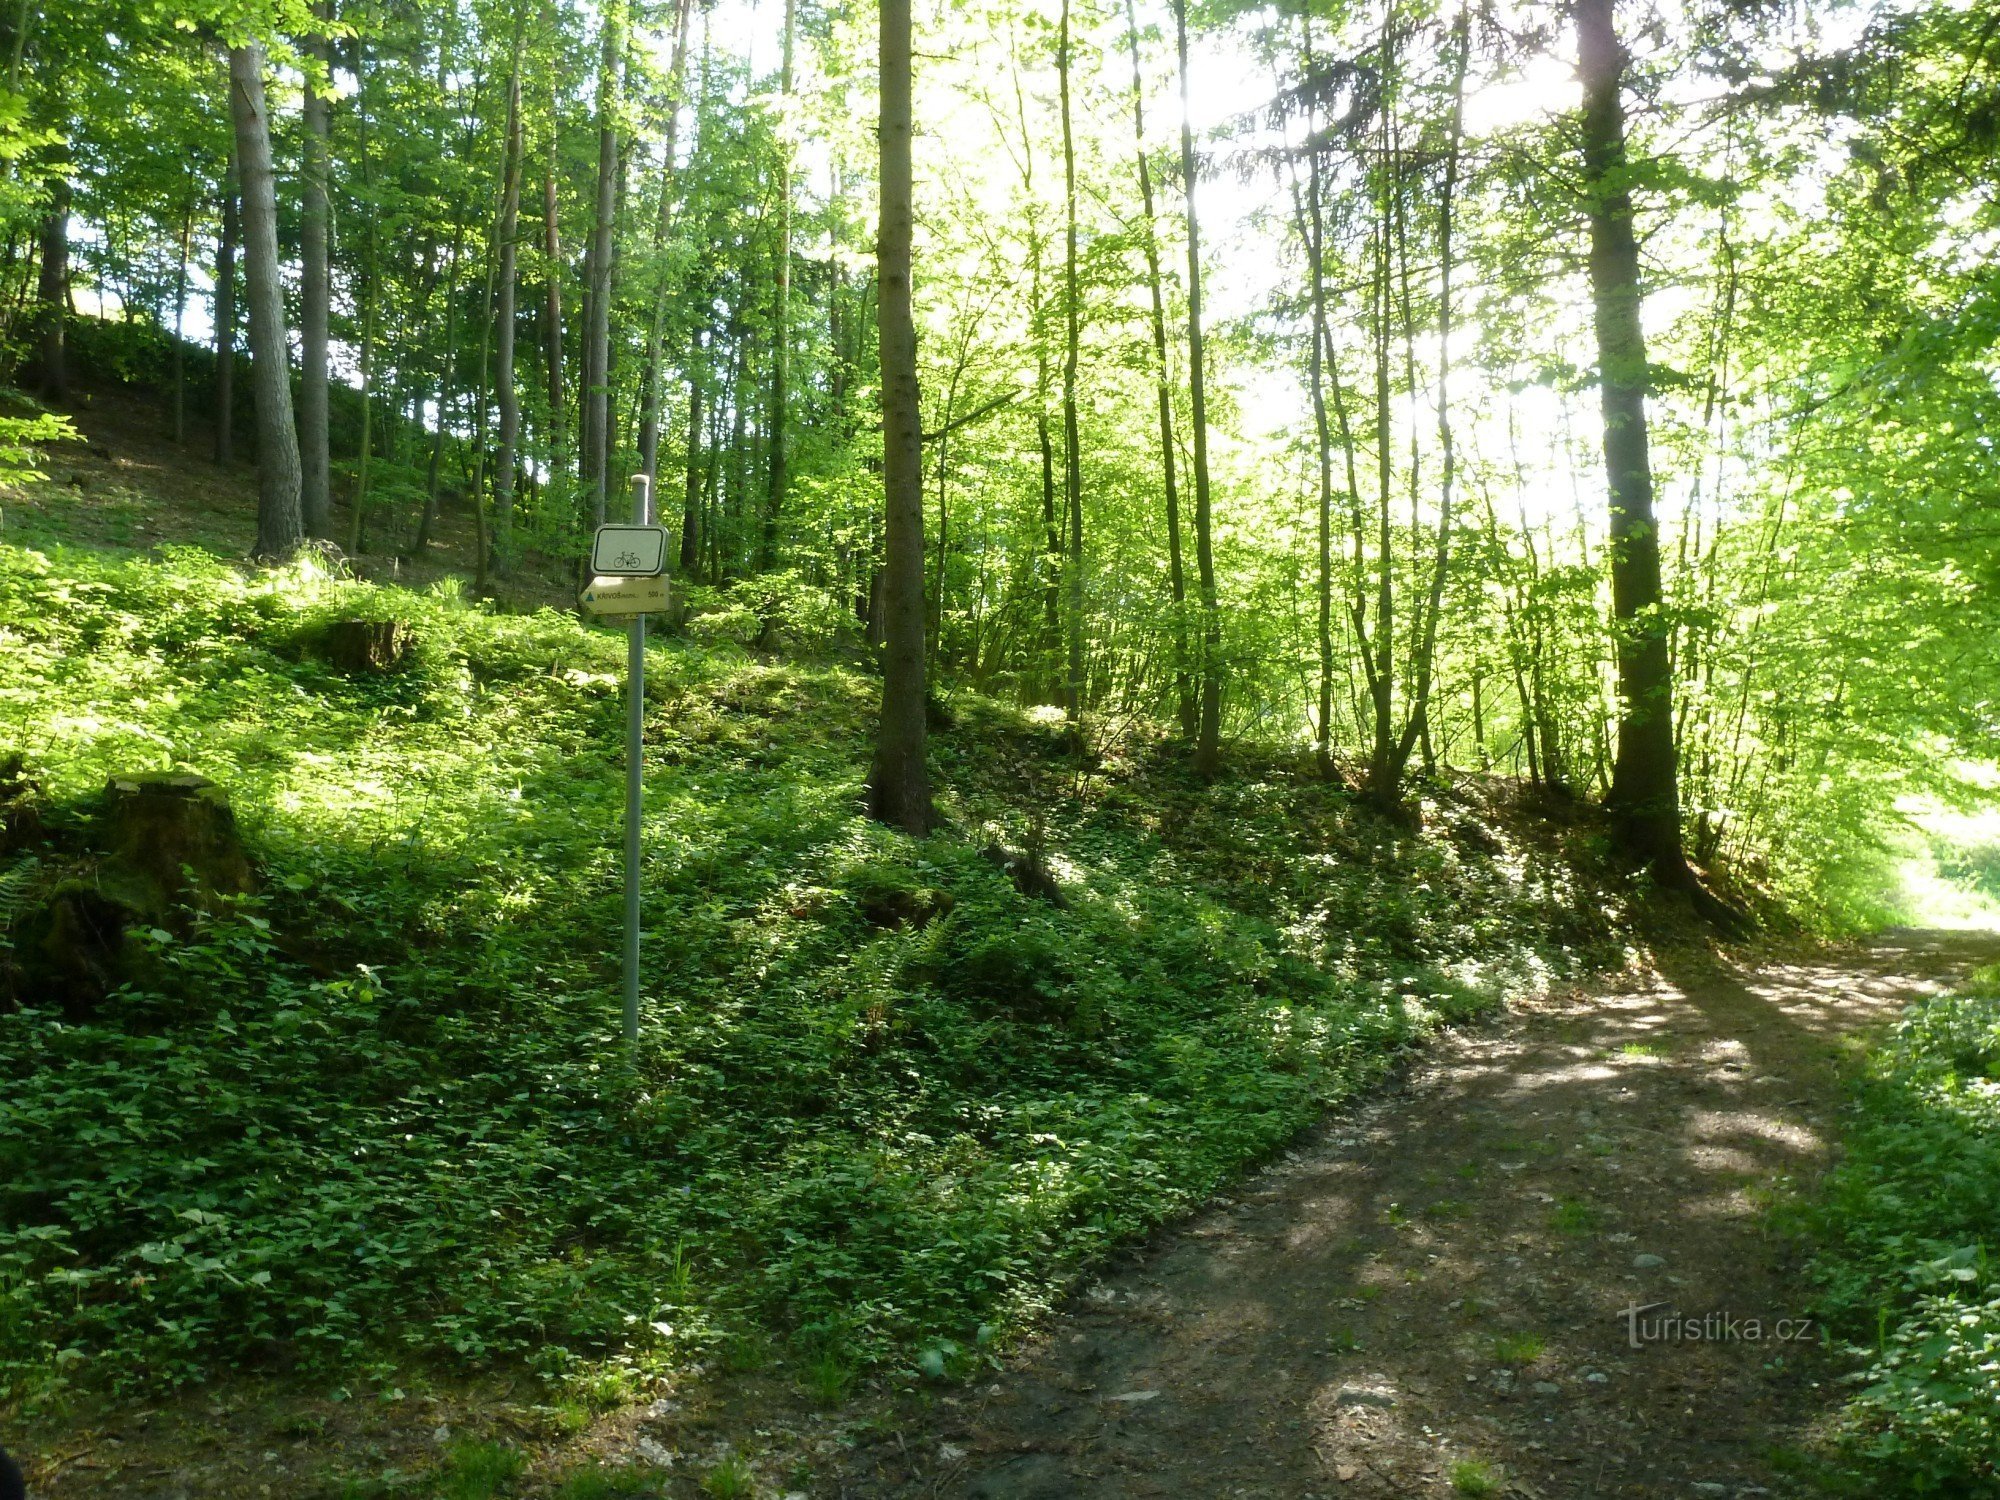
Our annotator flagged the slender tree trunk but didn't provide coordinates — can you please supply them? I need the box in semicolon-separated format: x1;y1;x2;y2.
417;219;466;552
1057;0;1086;723
763;0;796;571
582;0;624;525
229;43;303;560
213;143;238;464
1393;7;1469;775
637;0;693;493
347;32;377;556
1578;0;1684;871
1173;0;1222;776
1122;0;1193;741
541;116;568;508
349;285;377;553
299;19;332;538
1034;249;1060;699
469;202;499;591
680;327;704;571
868;0;931;835
31;176;66;401
1297;18;1337;780
171;192;192;444
493;43;524;575
1363;42;1396;801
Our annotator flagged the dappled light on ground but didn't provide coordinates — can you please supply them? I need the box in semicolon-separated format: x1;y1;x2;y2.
832;931;2000;1499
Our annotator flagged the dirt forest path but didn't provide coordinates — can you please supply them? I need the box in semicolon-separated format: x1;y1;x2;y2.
828;929;2000;1500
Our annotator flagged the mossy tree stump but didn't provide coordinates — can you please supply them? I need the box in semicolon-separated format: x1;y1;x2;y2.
14;773;257;1020
311;618;415;673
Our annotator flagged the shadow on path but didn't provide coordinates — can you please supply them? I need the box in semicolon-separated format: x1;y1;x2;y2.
832;929;2000;1500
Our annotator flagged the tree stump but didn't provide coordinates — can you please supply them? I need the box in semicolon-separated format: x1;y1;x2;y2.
98;773;257;912
11;774;257;1020
311;617;414;673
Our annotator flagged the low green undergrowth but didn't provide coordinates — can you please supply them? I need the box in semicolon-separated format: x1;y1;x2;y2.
0;541;1623;1412
1806;962;2000;1495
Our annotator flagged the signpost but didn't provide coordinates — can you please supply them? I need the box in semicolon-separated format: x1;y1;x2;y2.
589;523;669;578
580;476;665;1046
579;574;670;615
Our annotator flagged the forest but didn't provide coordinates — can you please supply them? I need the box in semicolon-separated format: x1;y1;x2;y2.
0;0;1997;1491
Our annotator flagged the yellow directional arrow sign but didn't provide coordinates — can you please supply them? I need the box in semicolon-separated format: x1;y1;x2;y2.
580;574;670;616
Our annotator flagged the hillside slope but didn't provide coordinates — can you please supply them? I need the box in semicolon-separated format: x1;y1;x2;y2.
0;526;1652;1494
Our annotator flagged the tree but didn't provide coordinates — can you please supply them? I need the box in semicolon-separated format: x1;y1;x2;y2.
581;0;624;526
1172;0;1222;776
1057;0;1085;723
1577;0;1682;860
213;140;238;465
762;0;795;571
228;41;303;560
867;0;931;836
299;15;332;539
492;28;525;574
1122;0;1192;741
32;176;69;400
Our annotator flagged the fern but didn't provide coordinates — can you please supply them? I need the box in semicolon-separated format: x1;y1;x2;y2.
0;853;41;943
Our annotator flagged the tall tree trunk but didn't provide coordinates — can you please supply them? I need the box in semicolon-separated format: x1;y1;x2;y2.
762;0;795;571
171;191;192;444
1057;0;1086;724
679;327;704;571
582;0;624;525
637;0;693;494
299;19;332;538
468;197;500;592
1294;16;1338;780
541;113;568;509
347;31;377;556
1172;0;1221;776
1122;0;1192;741
213;142;238;464
32;176;67;400
1363;41;1397;801
228;43;303;560
493;42;524;575
867;0;931;835
1577;0;1684;870
416;219;466;552
1392;7;1469;777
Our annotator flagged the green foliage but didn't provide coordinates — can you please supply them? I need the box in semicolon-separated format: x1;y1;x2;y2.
1806;966;2000;1494
437;1440;528;1500
699;1455;755;1499
0;543;1616;1408
1490;1332;1544;1367
1448;1457;1501;1496
0;402;78;488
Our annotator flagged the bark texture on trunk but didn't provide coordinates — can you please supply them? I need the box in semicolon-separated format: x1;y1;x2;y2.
867;0;932;836
1123;0;1192;741
299;25;332;538
1173;0;1221;777
763;0;795;571
493;56;523;574
1577;0;1680;867
229;43;304;561
1058;0;1085;724
213;144;238;465
33;176;68;400
582;1;623;526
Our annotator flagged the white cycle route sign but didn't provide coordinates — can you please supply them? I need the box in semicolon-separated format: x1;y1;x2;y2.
590;523;669;577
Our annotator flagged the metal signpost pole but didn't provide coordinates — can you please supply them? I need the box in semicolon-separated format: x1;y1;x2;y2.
624;473;651;1046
